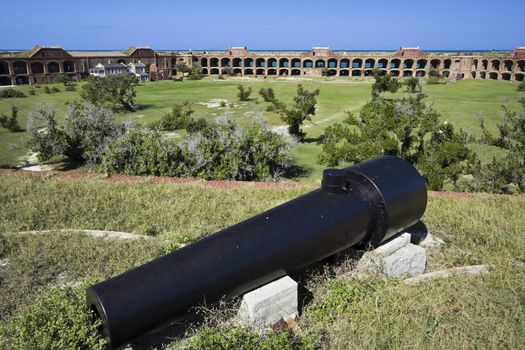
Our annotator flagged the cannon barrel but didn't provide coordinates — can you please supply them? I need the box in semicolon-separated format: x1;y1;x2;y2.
87;155;427;348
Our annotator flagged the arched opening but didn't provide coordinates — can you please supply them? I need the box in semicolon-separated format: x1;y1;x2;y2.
352;59;362;69
268;68;277;76
403;70;413;77
390;59;400;69
502;73;511;81
444;59;451;70
291;69;301;76
403;59;414;69
233;68;242;76
375;70;387;76
31;62;44;74
0;61;9;75
443;71;450;77
244;68;254;75
210;58;219;67
268;58;277;68
244;58;254;67
256;58;265;68
515;74;524;81
221;58;230;67
291;58;301;68
303;60;313;68
221;68;232;75
416;70;426;77
489;72;498;80
416;59;427;69
340;59;350;69
339;69;350;76
471;72;477;79
352;70;362;76
210;68;220;75
15;76;29;85
48;62;60;74
63;60;75;73
13;61;27;75
364;69;374;76
491;60;500;71
315;60;325;68
480;72;486;79
518;60;525;72
471;59;478;71
503;60;513;71
390;70;400;77
327;69;337;76
279;69;288;76
201;68;209;75
201;58;208;67
256;68;265;75
0;76;11;85
171;58;177;67
365;58;375;69
430;59;440;69
232;58;242;67
279;58;289;68
328;59;337;68
378;59;388;69
117;59;127;64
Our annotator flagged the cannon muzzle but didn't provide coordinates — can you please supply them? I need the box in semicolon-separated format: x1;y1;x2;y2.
87;155;427;348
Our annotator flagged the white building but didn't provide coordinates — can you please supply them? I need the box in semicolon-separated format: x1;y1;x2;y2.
89;62;130;77
128;62;150;82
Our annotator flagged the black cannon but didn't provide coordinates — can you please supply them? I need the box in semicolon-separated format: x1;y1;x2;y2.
87;155;427;348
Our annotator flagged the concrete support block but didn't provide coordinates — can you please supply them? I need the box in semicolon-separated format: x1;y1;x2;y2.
357;232;427;278
237;276;298;330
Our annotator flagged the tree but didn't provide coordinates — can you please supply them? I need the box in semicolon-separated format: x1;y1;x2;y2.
237;85;252;101
371;73;401;97
427;68;446;84
472;99;525;193
56;74;70;86
517;80;525;92
272;84;320;141
175;62;191;75
158;102;194;130
319;95;473;190
188;63;203;80
81;75;138;111
404;77;421;93
258;87;276;102
0;104;23;132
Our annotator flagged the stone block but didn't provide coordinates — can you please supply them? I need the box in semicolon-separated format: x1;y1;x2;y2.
238;276;298;330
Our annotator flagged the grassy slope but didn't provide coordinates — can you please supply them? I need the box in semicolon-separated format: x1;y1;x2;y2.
0;78;523;179
0;175;524;348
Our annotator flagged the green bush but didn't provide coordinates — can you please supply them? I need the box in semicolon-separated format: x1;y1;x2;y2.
51;86;60;93
44;86;51;94
65;85;76;92
0;89;26;99
0;285;107;350
81;75;138;111
237;85;252;101
158;102;194;130
259;87;276;102
517;80;525;91
29;88;36;95
0;105;23;132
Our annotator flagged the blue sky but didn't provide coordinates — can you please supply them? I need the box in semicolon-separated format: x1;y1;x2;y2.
1;0;523;50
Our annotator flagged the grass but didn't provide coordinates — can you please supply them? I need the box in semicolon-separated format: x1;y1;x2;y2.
0;78;523;180
0;174;524;348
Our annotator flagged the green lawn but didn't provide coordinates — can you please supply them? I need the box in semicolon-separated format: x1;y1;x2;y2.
0;78;523;180
1;175;524;349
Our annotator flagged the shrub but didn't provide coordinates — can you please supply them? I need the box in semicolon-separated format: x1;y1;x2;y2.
0;89;26;99
237;84;252;101
259;87;276;102
29;88;36;95
404;77;421;93
158;102;194;130
0;285;107;350
65;85;76;92
319;95;474;190
517;80;525;92
103;128;185;177
51;86;60;93
0;105;23;132
372;73;401;96
27;102;125;163
44;86;51;94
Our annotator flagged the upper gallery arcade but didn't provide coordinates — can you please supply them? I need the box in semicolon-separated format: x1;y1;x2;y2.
0;44;524;86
